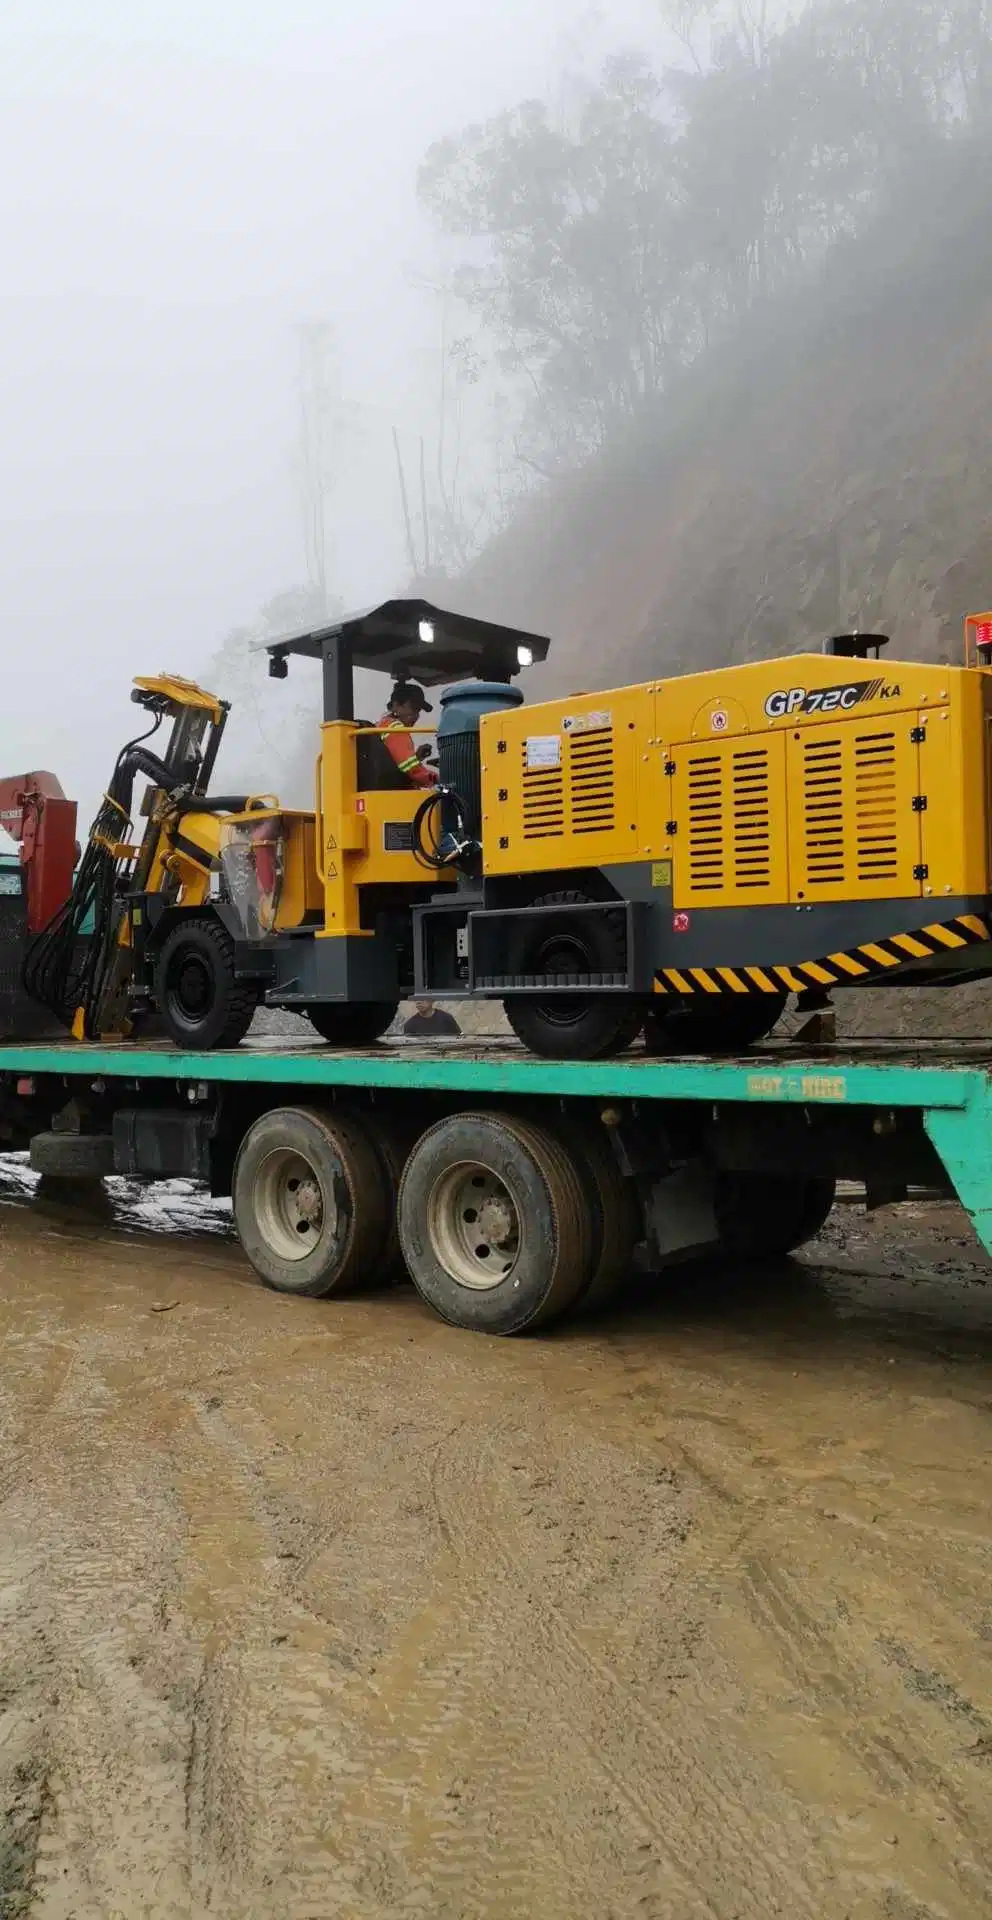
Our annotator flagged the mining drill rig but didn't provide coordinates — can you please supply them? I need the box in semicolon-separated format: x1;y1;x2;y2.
14;601;992;1059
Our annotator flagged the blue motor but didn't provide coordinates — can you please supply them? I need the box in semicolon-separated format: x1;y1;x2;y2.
437;681;524;844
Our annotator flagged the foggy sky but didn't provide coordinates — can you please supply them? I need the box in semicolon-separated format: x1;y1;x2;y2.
0;0;658;816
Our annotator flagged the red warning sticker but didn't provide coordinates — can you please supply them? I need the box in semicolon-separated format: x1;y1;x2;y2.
673;911;690;933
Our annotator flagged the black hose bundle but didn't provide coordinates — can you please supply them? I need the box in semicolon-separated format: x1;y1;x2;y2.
411;785;476;872
23;718;163;1032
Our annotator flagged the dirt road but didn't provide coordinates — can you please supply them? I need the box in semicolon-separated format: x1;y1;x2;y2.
0;1166;990;1920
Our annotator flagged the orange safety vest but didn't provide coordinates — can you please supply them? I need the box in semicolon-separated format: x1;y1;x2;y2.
380;715;436;787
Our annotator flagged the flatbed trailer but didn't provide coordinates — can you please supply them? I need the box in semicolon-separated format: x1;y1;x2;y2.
1;1033;991;1334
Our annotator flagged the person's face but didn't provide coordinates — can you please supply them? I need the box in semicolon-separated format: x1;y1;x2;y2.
392;698;421;729
415;1000;433;1017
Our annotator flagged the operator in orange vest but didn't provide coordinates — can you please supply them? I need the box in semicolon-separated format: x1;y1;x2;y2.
379;681;437;787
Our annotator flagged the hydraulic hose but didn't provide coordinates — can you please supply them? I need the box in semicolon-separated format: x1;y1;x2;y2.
411;785;476;873
23;716;166;1032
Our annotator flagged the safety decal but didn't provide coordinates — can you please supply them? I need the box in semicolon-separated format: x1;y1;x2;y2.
652;914;991;994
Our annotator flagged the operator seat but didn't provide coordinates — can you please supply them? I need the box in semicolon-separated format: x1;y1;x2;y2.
355;720;411;793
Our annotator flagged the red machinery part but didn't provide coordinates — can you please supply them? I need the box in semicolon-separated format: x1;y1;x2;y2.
0;771;78;933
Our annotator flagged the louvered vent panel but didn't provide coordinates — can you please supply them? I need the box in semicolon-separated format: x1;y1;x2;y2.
521;749;564;839
686;752;725;893
568;727;615;835
731;746;772;891
853;730;898;881
802;737;845;885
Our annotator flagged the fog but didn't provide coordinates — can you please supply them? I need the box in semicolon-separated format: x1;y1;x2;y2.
0;0;658;818
3;0;988;832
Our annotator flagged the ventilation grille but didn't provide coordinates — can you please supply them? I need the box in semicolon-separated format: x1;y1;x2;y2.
686;753;725;893
802;737;845;884
731;747;771;890
854;730;898;880
521;754;564;839
569;727;615;835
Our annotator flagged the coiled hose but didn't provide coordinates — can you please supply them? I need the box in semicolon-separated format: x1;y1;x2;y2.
411;786;475;872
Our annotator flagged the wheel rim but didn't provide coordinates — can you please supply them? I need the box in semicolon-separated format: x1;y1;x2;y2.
530;929;595;1029
253;1147;331;1262
428;1160;521;1290
165;945;214;1026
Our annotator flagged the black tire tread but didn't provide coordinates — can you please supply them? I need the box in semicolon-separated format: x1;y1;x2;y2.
715;1171;836;1260
233;1103;390;1296
397;1108;593;1333
156;915;258;1050
547;1114;641;1312
503;889;642;1061
304;1001;398;1046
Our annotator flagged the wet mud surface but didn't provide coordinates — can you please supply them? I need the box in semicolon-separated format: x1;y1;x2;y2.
0;1158;990;1918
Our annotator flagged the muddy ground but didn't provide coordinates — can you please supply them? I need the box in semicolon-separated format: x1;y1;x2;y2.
0;1167;989;1920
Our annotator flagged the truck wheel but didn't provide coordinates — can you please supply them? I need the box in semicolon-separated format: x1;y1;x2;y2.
644;994;787;1054
714;1171;836;1259
397;1109;593;1334
548;1114;642;1312
502;891;643;1060
305;1002;398;1046
233;1105;390;1296
29;1131;114;1178
154;917;259;1050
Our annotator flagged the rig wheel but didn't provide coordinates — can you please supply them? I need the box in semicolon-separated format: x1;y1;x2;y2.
397;1109;593;1334
154;916;259;1050
233;1104;391;1296
304;1002;398;1046
714;1170;836;1260
644;994;786;1055
502;891;643;1060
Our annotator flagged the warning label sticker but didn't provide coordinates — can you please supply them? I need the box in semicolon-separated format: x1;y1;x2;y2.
525;735;562;769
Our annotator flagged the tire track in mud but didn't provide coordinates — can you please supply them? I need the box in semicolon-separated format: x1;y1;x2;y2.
423;1410;835;1920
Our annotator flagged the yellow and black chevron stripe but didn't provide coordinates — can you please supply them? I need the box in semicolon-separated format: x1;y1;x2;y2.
653;914;991;996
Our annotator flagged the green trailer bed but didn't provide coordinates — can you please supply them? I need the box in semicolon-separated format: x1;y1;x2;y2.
1;1034;990;1332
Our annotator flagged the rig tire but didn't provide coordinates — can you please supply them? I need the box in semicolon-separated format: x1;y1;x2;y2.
503;891;643;1060
154;916;259;1051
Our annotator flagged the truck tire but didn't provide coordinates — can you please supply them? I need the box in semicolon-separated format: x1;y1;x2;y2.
232;1104;391;1296
362;1109;417;1281
154;916;259;1050
502;891;643;1060
643;994;787;1054
548;1114;642;1312
397;1109;593;1334
29;1131;114;1178
304;1002;398;1046
714;1170;836;1260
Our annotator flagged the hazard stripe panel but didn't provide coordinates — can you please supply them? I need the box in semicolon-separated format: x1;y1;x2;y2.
653;914;992;994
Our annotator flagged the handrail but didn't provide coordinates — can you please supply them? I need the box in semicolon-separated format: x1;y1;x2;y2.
313;754;326;884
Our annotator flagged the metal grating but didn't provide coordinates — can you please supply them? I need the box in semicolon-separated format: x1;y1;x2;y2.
686;752;725;893
568;727;615;835
802;736;845;884
521;751;565;839
731;746;772;890
853;730;898;881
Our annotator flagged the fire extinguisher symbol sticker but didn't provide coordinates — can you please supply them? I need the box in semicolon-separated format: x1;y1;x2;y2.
673;911;690;932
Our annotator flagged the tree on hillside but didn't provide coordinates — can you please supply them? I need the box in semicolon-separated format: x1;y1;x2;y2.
418;0;992;475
